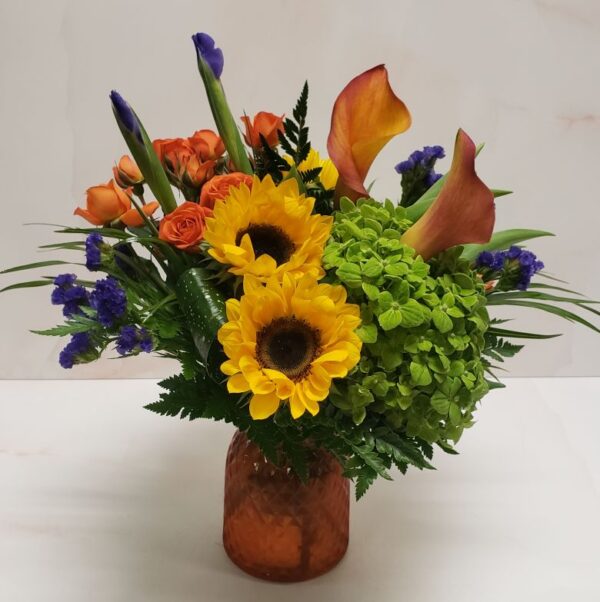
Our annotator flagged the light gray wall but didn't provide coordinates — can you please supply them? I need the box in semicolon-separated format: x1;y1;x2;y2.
1;0;599;379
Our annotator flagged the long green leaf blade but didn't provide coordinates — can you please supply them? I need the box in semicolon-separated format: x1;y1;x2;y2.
1;280;54;293
1;260;76;274
462;229;555;261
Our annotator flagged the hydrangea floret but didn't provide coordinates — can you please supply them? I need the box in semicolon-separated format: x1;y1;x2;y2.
323;198;488;442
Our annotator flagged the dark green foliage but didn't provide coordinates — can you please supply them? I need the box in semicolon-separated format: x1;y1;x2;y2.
145;372;435;499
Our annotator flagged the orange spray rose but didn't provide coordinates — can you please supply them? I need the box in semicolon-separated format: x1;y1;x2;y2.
74;180;159;227
158;201;213;251
199;172;253;209
241;112;284;148
188;129;225;161
112;155;143;187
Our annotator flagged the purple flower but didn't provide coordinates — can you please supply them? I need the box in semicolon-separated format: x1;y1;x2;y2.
423;145;445;161
53;273;76;287
424;171;443;187
59;332;93;369
110;90;142;143
476;247;544;291
116;325;153;356
51;273;89;317
192;33;224;79
90;277;127;327
396;144;445;207
394;159;414;175
85;232;103;271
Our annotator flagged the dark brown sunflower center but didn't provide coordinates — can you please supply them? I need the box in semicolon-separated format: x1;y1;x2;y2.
236;223;295;265
256;317;320;380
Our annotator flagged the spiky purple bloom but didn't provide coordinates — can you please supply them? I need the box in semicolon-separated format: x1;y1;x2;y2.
192;33;224;78
90;277;127;327
85;232;103;271
396;144;445;207
51;273;89;317
110;90;142;143
59;332;93;369
476;246;544;291
53;273;76;287
116;325;153;356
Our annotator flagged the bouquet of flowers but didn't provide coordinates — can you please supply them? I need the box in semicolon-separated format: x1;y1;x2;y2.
4;32;599;501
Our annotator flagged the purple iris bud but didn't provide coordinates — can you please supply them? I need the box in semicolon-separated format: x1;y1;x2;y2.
110;90;142;143
192;33;224;79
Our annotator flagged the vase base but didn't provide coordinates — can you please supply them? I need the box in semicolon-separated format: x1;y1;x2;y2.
224;537;348;582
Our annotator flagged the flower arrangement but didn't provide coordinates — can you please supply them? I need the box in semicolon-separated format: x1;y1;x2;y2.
4;32;599;499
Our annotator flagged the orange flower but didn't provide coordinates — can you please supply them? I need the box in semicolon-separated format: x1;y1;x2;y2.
327;65;411;202
199;172;253;209
153;136;216;189
182;155;216;188
188;129;225;161
400;129;495;260
112;155;143;187
241;111;284;148
158;201;213;251
74;179;160;227
153;137;193;171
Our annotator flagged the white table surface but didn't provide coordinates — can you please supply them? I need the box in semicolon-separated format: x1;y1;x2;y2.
1;378;599;602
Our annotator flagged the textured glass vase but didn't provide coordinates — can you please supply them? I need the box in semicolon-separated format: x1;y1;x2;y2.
222;430;350;582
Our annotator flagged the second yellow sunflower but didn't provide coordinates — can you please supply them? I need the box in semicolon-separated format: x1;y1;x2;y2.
203;175;332;281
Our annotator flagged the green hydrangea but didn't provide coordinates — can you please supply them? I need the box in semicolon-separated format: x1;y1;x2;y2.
323;198;490;444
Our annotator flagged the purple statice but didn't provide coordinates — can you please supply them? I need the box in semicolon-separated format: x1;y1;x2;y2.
476;246;544;291
51;273;89;317
90;277;127;327
59;332;93;369
508;246;545;290
395;145;445;207
192;33;224;79
85;232;103;271
115;325;153;356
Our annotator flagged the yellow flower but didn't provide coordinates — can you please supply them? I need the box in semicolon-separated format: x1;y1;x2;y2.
204;175;333;281
218;274;362;420
285;148;339;191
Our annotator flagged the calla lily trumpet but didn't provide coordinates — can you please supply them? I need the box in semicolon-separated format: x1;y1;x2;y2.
327;65;411;203
400;129;495;260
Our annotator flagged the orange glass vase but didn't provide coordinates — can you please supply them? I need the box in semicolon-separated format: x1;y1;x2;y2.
222;430;350;582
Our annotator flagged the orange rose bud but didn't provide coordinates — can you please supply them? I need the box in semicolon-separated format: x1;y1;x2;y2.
158;201;212;252
188;129;225;161
153;138;193;171
74;179;132;225
182;155;216;188
112;155;143;187
120;201;160;227
199;172;253;209
241;111;284;148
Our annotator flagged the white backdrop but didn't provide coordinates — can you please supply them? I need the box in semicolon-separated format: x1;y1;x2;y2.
1;0;599;379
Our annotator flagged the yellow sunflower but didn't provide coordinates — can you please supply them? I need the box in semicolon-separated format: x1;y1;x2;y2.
218;273;362;420
284;148;339;190
203;175;332;281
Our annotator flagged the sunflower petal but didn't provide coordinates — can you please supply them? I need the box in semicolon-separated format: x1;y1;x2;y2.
249;393;280;420
227;372;250;393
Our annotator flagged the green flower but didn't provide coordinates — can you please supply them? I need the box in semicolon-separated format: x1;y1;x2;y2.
324;198;490;443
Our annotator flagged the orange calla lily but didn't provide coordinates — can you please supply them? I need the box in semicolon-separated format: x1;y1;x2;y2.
400;129;495;260
327;65;411;203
